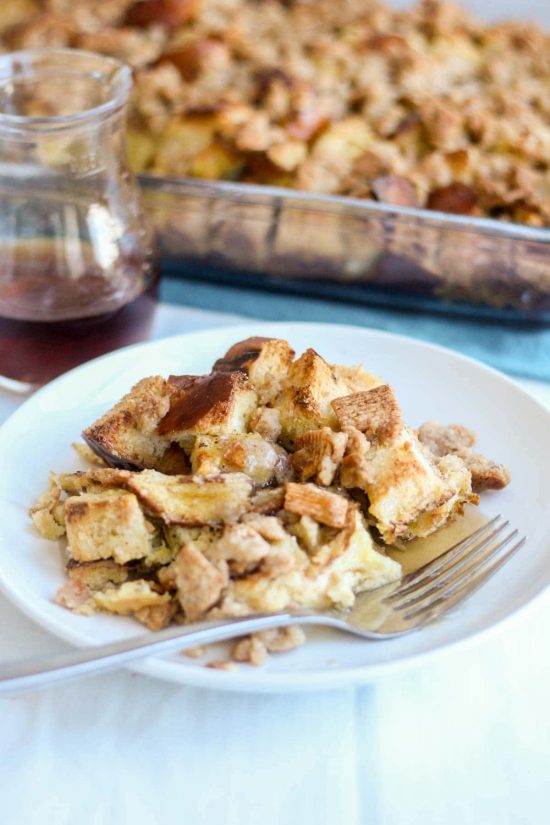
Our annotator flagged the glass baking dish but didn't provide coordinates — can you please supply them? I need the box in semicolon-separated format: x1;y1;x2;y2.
140;174;550;322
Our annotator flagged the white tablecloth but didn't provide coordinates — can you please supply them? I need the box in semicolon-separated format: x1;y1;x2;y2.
1;303;549;825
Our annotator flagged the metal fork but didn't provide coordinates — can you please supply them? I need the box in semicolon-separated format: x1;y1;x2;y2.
0;515;524;693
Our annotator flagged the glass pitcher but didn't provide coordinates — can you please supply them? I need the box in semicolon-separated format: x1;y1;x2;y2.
0;48;157;388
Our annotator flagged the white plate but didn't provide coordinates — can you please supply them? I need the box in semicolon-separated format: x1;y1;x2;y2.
0;322;549;693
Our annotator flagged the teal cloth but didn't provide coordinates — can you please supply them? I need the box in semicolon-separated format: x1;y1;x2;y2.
161;277;550;382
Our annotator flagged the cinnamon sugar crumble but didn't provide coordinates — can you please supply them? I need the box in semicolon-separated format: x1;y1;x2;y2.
5;0;550;225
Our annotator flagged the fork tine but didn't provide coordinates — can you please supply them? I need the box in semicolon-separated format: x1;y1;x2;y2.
389;525;516;610
402;535;526;623
386;514;504;600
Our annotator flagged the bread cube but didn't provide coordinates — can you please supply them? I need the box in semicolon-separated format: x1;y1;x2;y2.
159;372;257;449
275;348;350;447
213;337;295;404
342;427;465;543
83;376;173;470
65;491;151;564
127;470;253;525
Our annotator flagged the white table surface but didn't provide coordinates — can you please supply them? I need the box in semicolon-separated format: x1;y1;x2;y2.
1;302;549;825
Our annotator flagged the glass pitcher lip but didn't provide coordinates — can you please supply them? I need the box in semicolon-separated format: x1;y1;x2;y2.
0;48;132;132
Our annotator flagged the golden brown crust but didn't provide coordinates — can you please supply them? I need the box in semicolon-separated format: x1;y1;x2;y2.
275;348;349;447
93;580;172;617
427;183;479;215
135;600;179;631
83;376;173;470
55;468;132;495
65;491;151;564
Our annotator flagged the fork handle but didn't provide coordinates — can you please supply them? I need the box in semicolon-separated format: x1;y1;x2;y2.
0;613;324;694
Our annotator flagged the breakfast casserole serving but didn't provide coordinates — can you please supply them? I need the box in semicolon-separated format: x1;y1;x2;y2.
2;0;550;225
31;337;510;666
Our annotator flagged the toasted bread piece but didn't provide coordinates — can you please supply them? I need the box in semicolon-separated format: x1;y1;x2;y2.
127;470;253;525
213;336;295;404
275;348;349;447
291;427;348;486
175;542;228;620
340;427;471;543
67;559;129;589
65;491;152;563
190;433;290;485
284;482;349;528
158;372;257;449
83;376;173;470
332;384;403;443
309;508;401;603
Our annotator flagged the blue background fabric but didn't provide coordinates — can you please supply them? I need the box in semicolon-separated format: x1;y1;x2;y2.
161;276;550;381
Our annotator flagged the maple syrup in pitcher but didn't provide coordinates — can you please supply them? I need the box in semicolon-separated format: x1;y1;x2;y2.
0;49;157;386
0;240;158;384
